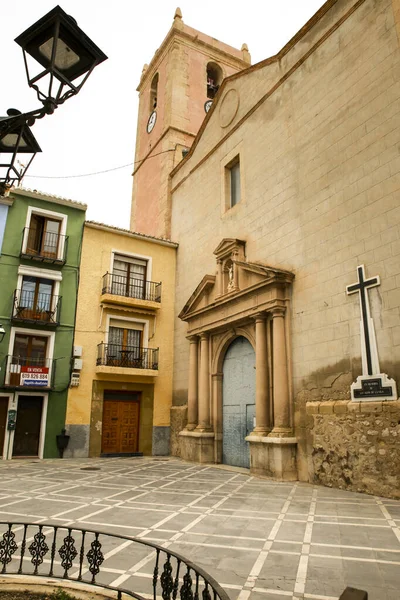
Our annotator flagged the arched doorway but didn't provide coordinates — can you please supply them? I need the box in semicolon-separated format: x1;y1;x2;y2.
222;336;255;468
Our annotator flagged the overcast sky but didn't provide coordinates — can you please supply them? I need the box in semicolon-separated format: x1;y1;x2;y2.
1;0;325;229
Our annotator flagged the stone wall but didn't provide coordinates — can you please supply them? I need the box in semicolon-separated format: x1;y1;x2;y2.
170;406;187;457
306;400;400;499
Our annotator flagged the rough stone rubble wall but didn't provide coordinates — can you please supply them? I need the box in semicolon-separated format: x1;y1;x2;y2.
306;400;400;499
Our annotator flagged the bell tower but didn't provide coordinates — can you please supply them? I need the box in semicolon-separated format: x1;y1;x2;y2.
130;8;251;239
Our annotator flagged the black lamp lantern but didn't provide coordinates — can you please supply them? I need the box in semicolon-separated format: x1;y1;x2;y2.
0;110;41;195
0;6;107;192
15;5;108;109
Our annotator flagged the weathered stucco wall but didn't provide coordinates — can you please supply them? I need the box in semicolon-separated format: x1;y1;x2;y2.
306;400;400;499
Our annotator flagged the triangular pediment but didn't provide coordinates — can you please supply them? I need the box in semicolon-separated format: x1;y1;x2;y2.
179;274;216;320
213;238;246;261
236;260;293;280
179;251;294;323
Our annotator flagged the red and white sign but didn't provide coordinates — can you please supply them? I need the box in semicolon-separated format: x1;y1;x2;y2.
20;366;49;387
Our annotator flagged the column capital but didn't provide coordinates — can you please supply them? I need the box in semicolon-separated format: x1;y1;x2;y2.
187;335;199;343
200;332;209;341
254;312;267;323
271;306;286;318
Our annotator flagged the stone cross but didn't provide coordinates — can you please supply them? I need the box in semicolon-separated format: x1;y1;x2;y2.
346;264;380;376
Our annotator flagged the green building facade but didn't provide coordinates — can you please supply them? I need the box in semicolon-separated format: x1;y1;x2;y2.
0;189;86;459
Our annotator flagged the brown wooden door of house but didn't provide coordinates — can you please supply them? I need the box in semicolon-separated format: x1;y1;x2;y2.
101;393;140;454
13;396;43;457
0;398;9;456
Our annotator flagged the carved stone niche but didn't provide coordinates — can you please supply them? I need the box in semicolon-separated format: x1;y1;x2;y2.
214;238;246;297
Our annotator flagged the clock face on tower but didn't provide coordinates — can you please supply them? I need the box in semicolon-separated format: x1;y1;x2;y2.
204;100;213;113
147;110;157;133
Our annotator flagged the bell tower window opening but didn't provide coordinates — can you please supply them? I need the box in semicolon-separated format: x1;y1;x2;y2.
206;62;223;99
150;73;159;111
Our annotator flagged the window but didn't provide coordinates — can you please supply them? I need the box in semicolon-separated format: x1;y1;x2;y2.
111;254;147;299
150;73;159;111
26;214;61;259
206;62;223;99
107;326;142;367
228;160;241;208
17;276;54;321
10;334;47;385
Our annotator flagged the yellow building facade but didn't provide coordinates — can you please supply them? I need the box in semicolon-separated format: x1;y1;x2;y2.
65;222;177;457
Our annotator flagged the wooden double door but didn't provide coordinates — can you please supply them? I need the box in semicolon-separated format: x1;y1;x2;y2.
101;392;140;455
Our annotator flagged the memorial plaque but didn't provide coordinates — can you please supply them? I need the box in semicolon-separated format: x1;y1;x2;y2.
352;377;395;400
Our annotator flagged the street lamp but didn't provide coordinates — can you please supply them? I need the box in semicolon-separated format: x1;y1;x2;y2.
0;5;107;195
0;110;42;193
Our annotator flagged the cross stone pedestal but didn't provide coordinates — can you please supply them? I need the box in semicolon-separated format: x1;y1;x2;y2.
351;373;397;402
346;265;398;403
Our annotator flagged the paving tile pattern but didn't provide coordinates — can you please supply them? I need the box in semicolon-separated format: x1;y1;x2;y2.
0;457;399;600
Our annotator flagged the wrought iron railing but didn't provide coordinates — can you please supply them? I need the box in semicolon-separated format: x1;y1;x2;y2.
12;289;61;325
96;343;159;370
20;227;68;264
2;355;56;388
102;272;162;303
0;522;228;600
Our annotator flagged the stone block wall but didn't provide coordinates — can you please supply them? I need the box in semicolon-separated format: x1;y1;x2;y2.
306;400;400;499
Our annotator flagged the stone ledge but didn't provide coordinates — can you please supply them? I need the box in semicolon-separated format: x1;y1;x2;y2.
245;435;297;445
179;430;215;438
306;400;400;415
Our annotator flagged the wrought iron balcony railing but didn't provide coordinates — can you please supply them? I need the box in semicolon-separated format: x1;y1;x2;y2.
20;227;68;264
102;272;162;302
2;355;56;388
12;289;61;326
0;521;229;600
96;343;159;370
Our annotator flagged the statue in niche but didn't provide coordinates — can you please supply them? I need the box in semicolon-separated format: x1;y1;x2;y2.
227;263;235;292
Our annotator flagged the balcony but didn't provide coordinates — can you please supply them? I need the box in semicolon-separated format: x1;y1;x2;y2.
2;355;55;389
96;343;159;376
20;227;68;265
101;272;161;310
12;290;61;326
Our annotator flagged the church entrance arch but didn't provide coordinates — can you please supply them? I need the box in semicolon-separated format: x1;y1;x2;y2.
222;336;255;468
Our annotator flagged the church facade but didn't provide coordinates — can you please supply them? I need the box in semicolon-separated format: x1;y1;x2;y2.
131;0;400;498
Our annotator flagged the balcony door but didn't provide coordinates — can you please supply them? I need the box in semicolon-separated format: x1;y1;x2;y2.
27;215;61;258
108;327;142;367
10;335;47;386
17;276;54;321
112;255;147;299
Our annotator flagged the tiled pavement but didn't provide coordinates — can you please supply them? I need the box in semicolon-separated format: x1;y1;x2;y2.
0;457;399;600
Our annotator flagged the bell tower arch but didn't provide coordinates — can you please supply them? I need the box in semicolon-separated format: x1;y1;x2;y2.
130;8;251;239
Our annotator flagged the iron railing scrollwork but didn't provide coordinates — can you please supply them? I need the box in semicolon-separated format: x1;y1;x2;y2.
12;289;62;325
2;355;56;388
20;227;68;264
102;272;162;303
96;343;159;370
0;522;229;600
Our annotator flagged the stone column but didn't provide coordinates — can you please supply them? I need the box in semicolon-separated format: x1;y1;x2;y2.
252;313;270;435
233;261;239;290
216;260;223;297
197;333;211;431
270;307;291;435
186;336;199;430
